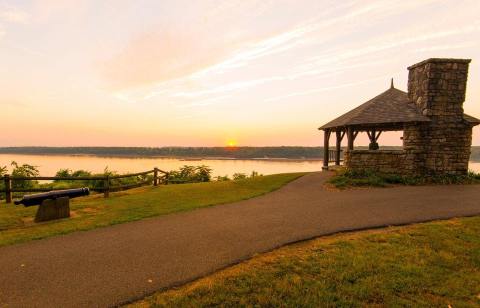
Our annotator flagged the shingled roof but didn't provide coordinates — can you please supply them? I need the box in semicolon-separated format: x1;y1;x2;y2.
319;86;430;130
464;113;480;125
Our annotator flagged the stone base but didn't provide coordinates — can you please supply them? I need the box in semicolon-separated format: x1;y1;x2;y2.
35;197;70;223
344;150;410;175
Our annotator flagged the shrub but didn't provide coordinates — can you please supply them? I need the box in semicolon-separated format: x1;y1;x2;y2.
215;175;230;181
167;165;212;184
232;173;247;180
10;161;40;191
328;168;480;189
232;171;263;181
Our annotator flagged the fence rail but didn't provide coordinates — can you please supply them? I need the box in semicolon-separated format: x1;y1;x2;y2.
1;168;169;204
327;149;344;163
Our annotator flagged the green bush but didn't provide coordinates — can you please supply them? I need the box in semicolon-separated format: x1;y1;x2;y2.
232;173;247;180
49;168;151;191
0;165;6;193
328;168;480;189
215;175;230;181
167;165;212;184
10;162;40;193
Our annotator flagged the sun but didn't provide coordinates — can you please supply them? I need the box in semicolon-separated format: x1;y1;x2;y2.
226;140;237;147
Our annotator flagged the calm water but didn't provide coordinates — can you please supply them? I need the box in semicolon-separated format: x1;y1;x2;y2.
0;154;324;177
1;154;479;177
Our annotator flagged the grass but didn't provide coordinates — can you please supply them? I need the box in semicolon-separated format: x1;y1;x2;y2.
129;216;480;307
328;168;480;189
0;173;305;247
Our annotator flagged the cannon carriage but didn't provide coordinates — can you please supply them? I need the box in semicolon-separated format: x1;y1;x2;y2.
14;188;90;222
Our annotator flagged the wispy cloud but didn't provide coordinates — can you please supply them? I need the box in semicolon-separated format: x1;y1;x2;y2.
112;7;480;105
264;75;386;102
0;4;29;24
192;0;439;79
308;24;480;66
178;95;232;108
412;41;478;53
174;109;213;120
102;28;252;90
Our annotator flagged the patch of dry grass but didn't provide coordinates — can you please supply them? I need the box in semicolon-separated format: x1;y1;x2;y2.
130;217;480;307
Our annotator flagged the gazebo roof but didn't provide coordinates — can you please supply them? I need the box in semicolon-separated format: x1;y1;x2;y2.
319;84;480;130
319;85;429;130
464;113;480;125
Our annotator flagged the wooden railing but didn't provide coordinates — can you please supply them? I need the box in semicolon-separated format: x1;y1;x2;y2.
328;149;344;163
1;167;169;204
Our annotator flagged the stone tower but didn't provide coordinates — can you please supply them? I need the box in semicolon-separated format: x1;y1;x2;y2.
404;58;473;175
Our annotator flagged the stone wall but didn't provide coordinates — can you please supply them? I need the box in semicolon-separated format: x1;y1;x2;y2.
344;150;408;174
405;58;473;175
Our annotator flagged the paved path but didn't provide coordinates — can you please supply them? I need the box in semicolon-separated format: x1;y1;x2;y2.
1;172;480;307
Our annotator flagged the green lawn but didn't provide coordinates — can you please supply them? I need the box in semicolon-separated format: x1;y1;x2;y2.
131;216;480;307
0;173;305;247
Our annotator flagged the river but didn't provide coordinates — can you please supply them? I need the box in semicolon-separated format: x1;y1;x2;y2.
1;154;479;177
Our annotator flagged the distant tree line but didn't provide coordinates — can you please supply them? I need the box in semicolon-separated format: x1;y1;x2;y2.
0;146;479;161
0;146;324;159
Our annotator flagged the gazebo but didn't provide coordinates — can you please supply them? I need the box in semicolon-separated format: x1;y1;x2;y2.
318;80;430;169
318;58;480;176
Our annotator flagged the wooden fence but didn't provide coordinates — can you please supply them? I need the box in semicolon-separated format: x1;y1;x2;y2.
1;167;169;204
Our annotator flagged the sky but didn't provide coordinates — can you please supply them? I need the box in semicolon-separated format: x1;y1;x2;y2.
1;0;480;147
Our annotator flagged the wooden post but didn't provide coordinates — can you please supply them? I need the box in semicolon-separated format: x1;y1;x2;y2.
322;130;331;170
368;129;381;150
4;175;12;204
103;175;110;198
153;168;158;186
335;131;342;165
347;127;354;151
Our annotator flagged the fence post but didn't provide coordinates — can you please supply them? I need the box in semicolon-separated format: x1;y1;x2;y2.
153;168;158;186
103;175;110;198
4;175;12;204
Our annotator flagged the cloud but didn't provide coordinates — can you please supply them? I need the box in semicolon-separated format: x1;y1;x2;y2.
30;0;91;22
178;95;232;108
412;42;478;53
102;27;251;90
0;4;29;24
108;0;480;108
264;75;386;102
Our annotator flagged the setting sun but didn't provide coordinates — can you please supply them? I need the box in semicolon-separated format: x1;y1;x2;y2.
227;140;237;147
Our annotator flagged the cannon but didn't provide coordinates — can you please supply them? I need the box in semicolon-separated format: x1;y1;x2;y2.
14;187;90;206
14;188;89;222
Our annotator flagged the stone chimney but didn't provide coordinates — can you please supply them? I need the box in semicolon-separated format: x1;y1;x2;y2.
404;58;473;175
407;58;471;119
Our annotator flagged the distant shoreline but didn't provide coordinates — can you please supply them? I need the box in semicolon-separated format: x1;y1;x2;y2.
0;152;323;162
0;146;479;162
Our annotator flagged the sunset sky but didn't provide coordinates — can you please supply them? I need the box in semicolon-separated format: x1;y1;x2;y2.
1;0;480;147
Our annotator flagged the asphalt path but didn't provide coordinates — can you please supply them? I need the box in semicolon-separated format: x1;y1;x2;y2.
1;172;479;307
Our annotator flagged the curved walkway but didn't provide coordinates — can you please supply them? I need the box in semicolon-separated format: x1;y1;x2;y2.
1;172;480;307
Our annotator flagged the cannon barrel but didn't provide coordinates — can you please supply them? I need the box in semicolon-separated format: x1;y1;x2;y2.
14;188;90;207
